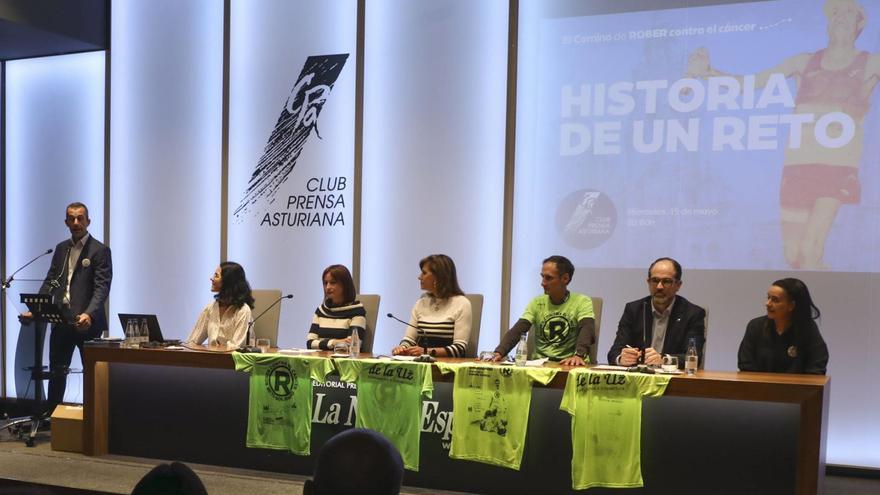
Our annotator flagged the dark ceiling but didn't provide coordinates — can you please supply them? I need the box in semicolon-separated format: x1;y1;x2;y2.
0;0;108;61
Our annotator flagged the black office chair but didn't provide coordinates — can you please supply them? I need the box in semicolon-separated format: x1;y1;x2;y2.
0;368;55;446
0;320;64;447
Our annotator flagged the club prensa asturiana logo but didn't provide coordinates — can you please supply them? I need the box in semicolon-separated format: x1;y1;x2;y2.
235;54;349;218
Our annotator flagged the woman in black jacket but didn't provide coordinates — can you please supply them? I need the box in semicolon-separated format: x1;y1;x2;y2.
738;278;829;375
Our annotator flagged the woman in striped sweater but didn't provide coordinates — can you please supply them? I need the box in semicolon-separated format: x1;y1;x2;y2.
307;265;366;350
392;254;472;358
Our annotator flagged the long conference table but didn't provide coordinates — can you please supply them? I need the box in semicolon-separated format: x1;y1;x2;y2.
81;344;829;495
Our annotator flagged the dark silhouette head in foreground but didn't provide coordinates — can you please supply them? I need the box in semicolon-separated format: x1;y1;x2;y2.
304;428;404;495
131;461;207;495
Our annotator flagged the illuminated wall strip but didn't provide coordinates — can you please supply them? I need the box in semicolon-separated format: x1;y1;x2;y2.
4;52;105;398
361;0;509;354
109;0;224;340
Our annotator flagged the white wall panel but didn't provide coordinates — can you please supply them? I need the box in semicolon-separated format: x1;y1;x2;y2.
361;0;508;354
109;0;223;340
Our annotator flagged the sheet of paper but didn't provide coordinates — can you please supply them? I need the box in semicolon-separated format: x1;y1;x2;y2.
591;364;630;371
278;348;320;355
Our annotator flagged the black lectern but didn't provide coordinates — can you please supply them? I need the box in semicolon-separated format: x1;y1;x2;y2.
21;293;73;326
0;294;73;446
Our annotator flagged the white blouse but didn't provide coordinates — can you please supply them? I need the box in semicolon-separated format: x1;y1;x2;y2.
186;301;252;348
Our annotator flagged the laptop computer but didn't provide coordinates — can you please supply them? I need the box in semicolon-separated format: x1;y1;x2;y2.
117;313;177;345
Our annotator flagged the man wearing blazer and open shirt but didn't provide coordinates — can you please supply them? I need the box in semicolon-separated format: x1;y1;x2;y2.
22;202;112;409
607;257;705;367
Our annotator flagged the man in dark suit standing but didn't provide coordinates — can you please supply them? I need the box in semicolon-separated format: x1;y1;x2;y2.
607;257;705;367
21;202;112;409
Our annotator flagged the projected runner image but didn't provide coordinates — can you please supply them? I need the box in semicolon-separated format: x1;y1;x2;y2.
687;0;880;269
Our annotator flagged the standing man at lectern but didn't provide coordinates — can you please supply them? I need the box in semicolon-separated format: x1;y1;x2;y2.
607;257;704;367
20;202;112;411
492;255;595;366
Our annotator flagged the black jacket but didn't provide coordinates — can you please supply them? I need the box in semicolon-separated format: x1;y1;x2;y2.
607;295;706;366
39;235;113;336
738;316;828;375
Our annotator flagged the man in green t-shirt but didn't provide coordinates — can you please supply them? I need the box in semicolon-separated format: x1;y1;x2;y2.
437;362;557;470
561;368;670;489
335;359;433;471
233;353;335;455
493;255;595;365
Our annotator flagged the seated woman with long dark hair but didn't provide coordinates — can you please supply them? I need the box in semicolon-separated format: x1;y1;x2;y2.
392;254;472;358
738;277;829;374
186;261;255;348
307;265;366;350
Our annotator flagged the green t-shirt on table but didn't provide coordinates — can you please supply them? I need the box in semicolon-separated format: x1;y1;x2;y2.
436;362;558;470
232;353;335;455
560;368;670;490
335;359;433;471
522;293;593;361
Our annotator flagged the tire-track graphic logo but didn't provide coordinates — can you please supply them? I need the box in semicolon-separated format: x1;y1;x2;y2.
235;54;349;218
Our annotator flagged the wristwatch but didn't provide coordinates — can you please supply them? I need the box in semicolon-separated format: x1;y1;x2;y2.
574;351;587;360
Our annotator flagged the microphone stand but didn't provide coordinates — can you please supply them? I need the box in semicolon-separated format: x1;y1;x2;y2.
2;249;55;396
639;301;647;365
386;312;420;332
2;249;53;290
386;313;434;361
0;248;53;444
238;294;293;353
625;301;656;373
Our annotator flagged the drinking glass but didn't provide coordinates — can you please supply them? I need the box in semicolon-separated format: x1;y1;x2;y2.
479;351;496;362
661;355;679;373
333;340;350;355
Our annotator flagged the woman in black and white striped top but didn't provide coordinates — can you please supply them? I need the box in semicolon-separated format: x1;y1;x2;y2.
307;265;366;350
392;254;472;358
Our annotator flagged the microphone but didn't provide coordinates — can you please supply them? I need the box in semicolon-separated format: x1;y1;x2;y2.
2;248;53;290
239;294;293;353
46;247;72;291
386;313;421;331
626;364;655;374
639;301;647;365
387;313;431;357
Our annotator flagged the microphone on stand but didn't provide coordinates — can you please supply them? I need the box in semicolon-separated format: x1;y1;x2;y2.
638;301;647;365
45;246;72;292
2;248;53;290
386;313;421;332
387;313;434;362
624;301;654;373
238;294;293;353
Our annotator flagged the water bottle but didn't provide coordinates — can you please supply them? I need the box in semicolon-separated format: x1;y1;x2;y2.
349;328;361;358
685;337;698;375
140;318;150;346
133;318;143;348
132;319;141;347
124;319;135;348
515;333;528;366
247;321;256;348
